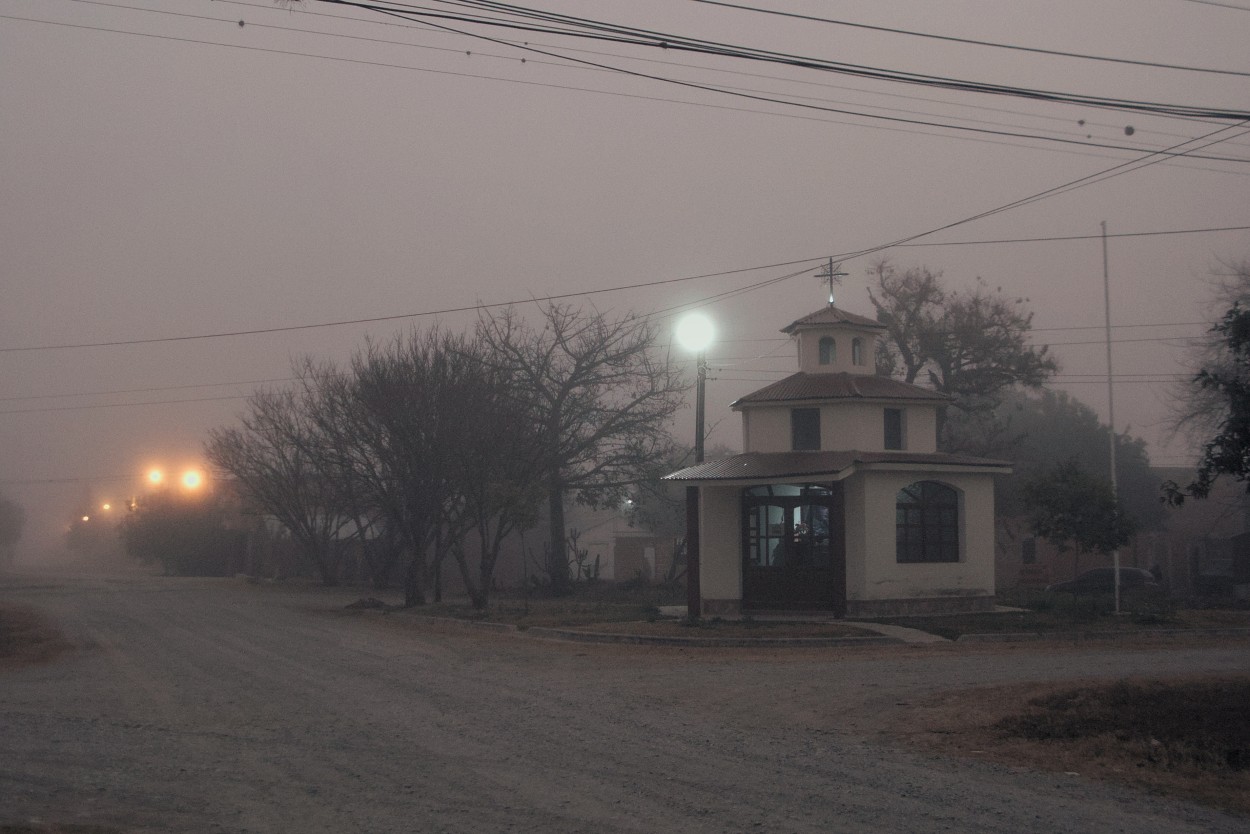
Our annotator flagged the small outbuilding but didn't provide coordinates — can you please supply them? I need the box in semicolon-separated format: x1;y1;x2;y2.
664;304;1010;617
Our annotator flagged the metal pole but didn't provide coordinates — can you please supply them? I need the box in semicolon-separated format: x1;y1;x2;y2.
1102;221;1121;614
694;352;707;464
687;351;707;618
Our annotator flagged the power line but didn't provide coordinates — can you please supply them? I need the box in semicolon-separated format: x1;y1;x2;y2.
896;224;1250;248
1178;0;1250;10
0;377;294;403
0;395;249;416
313;0;1250;145
0;212;1240;355
373;0;1250;119
17;8;1250;172
807;123;1250;273
215;0;1250;152
67;0;1250;159
0;257;821;353
692;0;1250;78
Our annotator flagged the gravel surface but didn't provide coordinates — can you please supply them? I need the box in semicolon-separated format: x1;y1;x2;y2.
3;571;1249;833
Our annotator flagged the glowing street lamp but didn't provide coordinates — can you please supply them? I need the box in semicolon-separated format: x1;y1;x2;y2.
181;470;204;491
147;468;164;487
675;312;714;464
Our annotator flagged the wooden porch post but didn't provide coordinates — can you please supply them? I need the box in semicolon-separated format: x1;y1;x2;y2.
686;485;701;618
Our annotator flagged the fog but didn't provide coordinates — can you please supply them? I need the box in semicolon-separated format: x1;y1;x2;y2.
2;0;1248;560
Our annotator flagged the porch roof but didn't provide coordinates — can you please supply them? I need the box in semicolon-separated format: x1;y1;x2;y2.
662;450;1011;483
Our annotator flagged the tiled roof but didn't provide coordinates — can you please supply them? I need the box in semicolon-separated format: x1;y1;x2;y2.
732;372;948;407
663;450;1011;482
781;305;886;333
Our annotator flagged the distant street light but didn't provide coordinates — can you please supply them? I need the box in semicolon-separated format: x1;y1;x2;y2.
81;515;90;523
147;468;164;486
181;470;204;491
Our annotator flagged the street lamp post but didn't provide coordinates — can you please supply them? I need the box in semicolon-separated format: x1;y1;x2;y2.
676;313;714;463
676;313;714;618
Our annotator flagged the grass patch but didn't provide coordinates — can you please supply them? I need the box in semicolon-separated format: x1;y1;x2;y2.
389;583;685;629
0;605;72;667
903;676;1250;816
997;680;1250;772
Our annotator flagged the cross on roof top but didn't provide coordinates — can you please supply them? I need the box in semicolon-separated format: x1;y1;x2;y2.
816;258;848;305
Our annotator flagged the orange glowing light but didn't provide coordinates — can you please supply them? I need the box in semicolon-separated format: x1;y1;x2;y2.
82;515;90;522
181;470;204;490
102;503;111;511
147;468;164;486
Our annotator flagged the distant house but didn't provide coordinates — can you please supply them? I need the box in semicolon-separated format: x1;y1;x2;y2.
999;467;1250;600
665;304;1009;617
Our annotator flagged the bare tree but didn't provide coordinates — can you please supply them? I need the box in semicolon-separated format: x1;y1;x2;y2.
867;261;944;383
867;259;1057;451
448;352;545;609
342;330;475;607
206;385;350;585
295;358;402;591
478;303;688;594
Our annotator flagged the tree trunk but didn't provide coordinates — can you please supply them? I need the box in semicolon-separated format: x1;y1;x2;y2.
547;485;571;595
433;550;443;603
404;555;425;608
311;541;340;587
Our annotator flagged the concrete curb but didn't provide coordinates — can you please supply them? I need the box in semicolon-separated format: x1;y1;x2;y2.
523;626;903;648
394;613;519;633
956;627;1250;643
386;611;1250;647
390;613;901;646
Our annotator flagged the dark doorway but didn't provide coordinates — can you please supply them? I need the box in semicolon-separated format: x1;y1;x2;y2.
742;483;845;613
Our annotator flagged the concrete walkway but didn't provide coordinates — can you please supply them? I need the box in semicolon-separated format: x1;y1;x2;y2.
842;620;949;643
656;605;949;644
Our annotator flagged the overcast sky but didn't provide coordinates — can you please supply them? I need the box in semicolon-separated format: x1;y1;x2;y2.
3;0;1248;555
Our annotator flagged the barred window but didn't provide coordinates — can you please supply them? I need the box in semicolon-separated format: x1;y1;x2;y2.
896;481;959;563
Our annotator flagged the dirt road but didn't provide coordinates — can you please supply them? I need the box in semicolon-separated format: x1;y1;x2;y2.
2;572;1248;833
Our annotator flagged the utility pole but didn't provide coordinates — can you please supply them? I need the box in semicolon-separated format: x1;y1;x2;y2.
1102;220;1122;614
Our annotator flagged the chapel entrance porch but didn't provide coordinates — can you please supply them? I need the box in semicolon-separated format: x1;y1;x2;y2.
741;483;846;615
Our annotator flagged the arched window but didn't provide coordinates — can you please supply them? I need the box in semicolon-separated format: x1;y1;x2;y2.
851;337;864;366
896;481;959;563
818;336;836;365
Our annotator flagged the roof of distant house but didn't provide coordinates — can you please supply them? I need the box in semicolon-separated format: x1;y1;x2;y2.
732;372;948;408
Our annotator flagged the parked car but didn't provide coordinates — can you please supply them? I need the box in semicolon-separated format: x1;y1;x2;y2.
1045;566;1161;595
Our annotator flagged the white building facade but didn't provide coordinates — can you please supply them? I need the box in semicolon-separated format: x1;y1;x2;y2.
665;305;1009;617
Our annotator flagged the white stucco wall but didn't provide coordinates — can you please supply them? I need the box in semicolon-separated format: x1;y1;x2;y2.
795;330;878;375
898;406;938;454
740;403;940;454
844;469;996;602
698;485;742;602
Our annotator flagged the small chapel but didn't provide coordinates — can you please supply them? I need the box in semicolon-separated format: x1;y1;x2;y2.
664;302;1010;618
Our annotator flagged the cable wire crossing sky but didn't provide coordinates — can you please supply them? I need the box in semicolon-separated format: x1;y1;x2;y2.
1;0;1247;550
